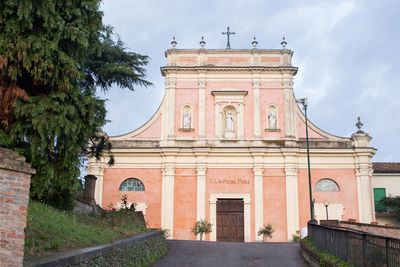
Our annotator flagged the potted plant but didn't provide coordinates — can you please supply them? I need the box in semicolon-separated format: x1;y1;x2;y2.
191;219;212;241
257;223;274;242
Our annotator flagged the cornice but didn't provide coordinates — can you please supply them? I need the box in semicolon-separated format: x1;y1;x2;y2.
160;66;298;76
211;90;248;96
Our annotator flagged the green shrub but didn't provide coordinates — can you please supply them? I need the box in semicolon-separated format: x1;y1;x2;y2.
292;230;300;242
258;223;274;242
191;219;212;241
303;237;353;267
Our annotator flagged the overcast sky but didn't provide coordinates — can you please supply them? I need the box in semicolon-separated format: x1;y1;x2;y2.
98;0;400;162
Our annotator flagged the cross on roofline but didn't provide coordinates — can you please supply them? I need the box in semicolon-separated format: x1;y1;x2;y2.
222;26;235;49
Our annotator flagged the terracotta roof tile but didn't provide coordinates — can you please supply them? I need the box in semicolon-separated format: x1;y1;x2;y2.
372;162;400;173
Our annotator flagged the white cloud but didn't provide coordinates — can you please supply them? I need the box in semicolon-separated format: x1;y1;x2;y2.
98;0;400;161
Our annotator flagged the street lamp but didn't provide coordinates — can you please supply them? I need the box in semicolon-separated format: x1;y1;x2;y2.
323;200;329;220
296;98;315;222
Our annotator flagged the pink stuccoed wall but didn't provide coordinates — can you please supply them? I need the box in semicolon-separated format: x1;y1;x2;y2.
173;168;197;240
263;168;287;241
102;168;162;229
175;83;199;138
297;168;359;230
297;114;326;139
133;114;162;138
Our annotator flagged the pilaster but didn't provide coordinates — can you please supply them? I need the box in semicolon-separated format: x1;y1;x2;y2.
253;80;261;138
239;103;245;138
161;148;178;239
282;148;299;240
354;150;376;223
165;78;176;139
198;78;206;139
352;131;376;223
251;148;264;241
215;102;220;138
194;148;210;240
283;77;296;143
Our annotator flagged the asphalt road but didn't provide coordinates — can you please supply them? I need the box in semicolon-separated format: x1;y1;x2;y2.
151;240;307;267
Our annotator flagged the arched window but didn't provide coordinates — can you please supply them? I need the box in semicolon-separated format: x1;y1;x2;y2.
119;178;145;191
315;178;340;192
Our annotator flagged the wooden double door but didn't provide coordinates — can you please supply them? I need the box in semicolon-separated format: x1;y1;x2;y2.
216;199;244;242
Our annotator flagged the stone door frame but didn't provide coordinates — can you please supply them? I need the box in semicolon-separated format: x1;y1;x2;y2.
209;193;251;242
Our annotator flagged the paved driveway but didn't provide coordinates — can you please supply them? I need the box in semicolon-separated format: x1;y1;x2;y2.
151;240;307;267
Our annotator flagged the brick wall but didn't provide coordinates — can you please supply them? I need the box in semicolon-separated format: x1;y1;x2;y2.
0;147;35;267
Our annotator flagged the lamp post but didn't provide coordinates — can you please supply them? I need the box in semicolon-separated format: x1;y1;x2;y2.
323;200;329;220
296;98;315;222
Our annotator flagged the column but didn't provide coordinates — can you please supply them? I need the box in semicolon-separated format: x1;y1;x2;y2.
254;167;264;241
161;165;175;239
253;81;261;137
198;79;206;139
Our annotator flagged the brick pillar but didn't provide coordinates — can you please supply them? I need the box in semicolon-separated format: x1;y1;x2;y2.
83;175;97;206
0;147;35;267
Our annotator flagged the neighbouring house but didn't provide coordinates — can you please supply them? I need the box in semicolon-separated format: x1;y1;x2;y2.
87;38;377;242
372;162;400;226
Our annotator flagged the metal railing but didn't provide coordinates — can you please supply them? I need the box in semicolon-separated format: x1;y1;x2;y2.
308;221;400;267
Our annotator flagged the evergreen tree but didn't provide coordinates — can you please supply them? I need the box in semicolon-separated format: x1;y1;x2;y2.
0;0;151;209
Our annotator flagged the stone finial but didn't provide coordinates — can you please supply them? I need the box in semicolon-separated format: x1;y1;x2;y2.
252;36;258;49
281;36;287;50
200;36;206;48
171;36;177;49
356;117;364;133
351;116;372;147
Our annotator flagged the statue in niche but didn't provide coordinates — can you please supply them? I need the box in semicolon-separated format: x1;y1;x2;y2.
183;109;191;129
268;109;277;129
225;110;234;132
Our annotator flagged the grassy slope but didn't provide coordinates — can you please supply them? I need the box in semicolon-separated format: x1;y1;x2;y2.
24;201;148;257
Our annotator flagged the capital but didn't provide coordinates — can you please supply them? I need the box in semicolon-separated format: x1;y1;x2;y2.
165;79;176;89
253;167;264;175
282;79;294;89
198;80;206;88
252;81;260;89
284;167;298;176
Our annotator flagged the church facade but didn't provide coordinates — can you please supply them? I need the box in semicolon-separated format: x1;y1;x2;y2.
87;41;376;242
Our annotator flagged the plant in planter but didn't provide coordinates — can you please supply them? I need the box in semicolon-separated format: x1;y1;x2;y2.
191;219;212;241
257;223;274;242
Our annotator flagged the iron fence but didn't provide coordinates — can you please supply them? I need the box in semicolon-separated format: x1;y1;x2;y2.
308;221;400;267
